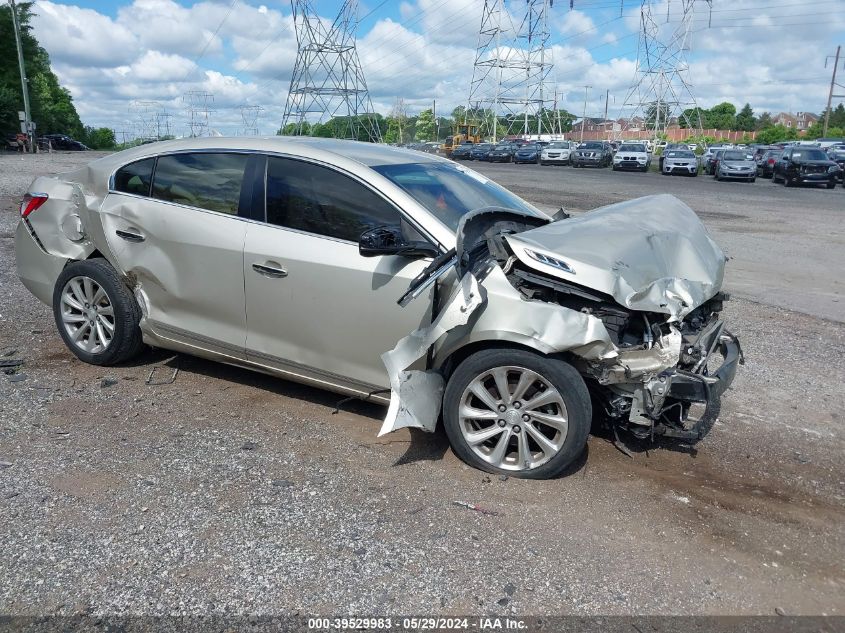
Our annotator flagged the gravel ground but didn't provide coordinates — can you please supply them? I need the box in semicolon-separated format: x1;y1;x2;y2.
0;151;843;618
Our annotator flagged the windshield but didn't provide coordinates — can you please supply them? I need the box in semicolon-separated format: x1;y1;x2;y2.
581;142;602;149
666;150;695;158
372;162;540;231
793;149;828;161
494;144;511;150
723;151;752;161
548;142;570;149
619;144;645;152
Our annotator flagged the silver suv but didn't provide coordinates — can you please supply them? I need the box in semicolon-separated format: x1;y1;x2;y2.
15;137;741;479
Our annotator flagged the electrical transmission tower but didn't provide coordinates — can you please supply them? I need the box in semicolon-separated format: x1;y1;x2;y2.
183;90;215;137
239;105;263;136
617;0;711;139
129;100;170;141
467;0;554;141
281;0;381;142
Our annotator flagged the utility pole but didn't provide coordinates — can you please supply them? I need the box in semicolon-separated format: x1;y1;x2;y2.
824;45;843;136
580;85;591;143
9;0;34;152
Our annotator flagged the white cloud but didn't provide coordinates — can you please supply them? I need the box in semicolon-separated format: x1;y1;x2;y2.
32;1;139;67
28;0;845;136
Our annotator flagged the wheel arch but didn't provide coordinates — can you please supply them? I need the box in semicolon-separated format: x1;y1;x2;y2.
435;333;565;381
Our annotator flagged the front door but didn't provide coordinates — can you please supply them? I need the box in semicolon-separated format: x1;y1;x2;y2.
243;156;434;392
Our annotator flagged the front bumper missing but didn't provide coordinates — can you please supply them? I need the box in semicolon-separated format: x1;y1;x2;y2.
643;330;743;441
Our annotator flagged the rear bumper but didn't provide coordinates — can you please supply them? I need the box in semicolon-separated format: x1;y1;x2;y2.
15;219;66;306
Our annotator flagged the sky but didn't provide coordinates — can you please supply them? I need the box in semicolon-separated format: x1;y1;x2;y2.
26;0;845;137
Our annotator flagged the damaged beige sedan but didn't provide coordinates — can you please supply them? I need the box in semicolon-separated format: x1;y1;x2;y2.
15;137;742;479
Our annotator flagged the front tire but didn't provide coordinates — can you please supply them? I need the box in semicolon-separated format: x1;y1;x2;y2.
443;348;591;479
52;258;145;366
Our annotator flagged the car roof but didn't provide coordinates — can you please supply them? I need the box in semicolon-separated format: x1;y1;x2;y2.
96;136;449;170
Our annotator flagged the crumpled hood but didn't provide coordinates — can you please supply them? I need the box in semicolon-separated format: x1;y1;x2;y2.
504;194;726;320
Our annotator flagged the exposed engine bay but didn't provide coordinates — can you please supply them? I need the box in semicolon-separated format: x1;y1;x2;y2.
379;196;743;445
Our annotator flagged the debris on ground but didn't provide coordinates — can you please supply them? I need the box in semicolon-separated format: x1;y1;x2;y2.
0;359;23;368
100;377;118;388
7;373;26;383
146;365;178;386
453;500;502;516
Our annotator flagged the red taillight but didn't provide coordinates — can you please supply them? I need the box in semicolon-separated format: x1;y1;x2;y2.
20;193;48;219
768;158;775;165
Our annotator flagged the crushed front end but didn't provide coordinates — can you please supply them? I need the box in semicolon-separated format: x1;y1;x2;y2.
576;293;743;442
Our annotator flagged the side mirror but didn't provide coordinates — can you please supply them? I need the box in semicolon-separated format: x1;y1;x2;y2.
358;226;440;259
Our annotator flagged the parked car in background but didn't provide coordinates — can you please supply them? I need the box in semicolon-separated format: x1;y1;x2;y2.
659;143;689;171
703;145;731;172
705;149;726;175
612;143;651;172
486;143;518;163
772;146;840;188
513;143;543;164
540;141;574;166
470;143;494;161
827;146;845;182
662;149;698;176
714;149;757;182
756;150;781;178
40;134;88;151
572;141;613;168
14;136;741;479
450;143;474;160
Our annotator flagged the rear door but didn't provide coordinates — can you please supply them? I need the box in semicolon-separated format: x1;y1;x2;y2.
100;152;262;357
243;156;434;393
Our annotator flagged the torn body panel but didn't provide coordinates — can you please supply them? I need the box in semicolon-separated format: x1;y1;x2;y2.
380;195;740;445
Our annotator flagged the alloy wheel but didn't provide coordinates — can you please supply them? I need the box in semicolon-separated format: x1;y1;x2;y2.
59;275;115;354
458;365;568;471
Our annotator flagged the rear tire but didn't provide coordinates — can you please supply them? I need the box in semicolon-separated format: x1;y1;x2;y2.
443;348;592;479
52;258;144;366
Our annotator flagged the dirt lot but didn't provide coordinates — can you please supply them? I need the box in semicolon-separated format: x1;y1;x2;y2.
0;151;843;617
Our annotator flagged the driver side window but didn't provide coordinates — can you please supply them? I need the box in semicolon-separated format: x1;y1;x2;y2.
265;157;408;242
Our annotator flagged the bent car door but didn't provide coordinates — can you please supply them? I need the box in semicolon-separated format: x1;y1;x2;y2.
100;152;261;357
243;156;434;393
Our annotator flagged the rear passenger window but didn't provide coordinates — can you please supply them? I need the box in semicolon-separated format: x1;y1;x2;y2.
152;153;249;215
265;157;403;242
114;158;155;196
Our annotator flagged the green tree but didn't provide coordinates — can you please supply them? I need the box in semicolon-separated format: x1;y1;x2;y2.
680;107;707;129
755;124;799;144
755;112;773;130
645;101;670;130
81;126;115;149
820;104;845;131
707;102;737;130
734;103;756;131
415;108;435;141
0;2;83;138
278;121;311;136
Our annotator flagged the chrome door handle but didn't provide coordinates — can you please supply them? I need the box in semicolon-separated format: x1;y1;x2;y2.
252;262;288;278
116;229;145;242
